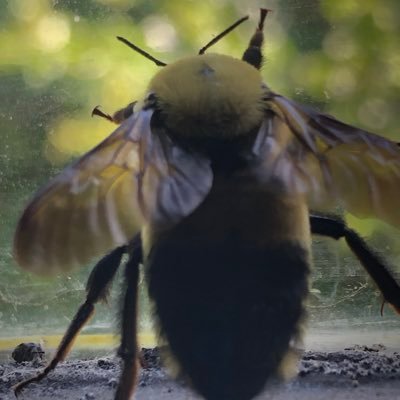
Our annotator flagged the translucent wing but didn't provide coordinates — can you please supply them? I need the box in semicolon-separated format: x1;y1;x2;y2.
256;92;400;227
14;108;213;275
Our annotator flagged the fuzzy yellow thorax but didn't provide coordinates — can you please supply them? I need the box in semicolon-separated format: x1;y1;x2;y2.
148;53;265;138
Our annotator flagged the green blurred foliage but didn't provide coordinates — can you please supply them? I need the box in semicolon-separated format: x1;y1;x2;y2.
0;0;399;337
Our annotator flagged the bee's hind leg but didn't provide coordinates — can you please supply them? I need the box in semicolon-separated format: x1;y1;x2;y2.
310;213;400;314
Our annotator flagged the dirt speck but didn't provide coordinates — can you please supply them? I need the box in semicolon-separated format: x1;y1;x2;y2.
11;343;44;363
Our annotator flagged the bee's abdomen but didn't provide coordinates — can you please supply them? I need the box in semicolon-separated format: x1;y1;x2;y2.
146;180;310;400
147;236;308;400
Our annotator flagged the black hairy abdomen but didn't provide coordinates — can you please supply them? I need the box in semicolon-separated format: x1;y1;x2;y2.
146;209;309;400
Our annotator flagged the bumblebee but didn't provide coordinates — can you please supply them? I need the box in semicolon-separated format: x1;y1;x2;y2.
13;9;400;400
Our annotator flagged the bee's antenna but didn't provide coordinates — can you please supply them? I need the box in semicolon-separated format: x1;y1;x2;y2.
242;8;271;69
116;36;167;67
198;15;249;55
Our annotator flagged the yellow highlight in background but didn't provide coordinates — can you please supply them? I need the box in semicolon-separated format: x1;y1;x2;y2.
0;332;156;352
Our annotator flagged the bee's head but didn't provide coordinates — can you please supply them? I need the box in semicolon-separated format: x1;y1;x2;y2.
148;53;265;139
118;9;270;139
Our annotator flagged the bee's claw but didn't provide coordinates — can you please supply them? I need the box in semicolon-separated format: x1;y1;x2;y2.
91;105;114;122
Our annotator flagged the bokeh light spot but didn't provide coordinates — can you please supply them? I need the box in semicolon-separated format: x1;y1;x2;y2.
142;16;178;52
357;98;389;131
326;67;357;98
35;15;71;52
372;5;397;32
46;118;113;164
323;30;357;61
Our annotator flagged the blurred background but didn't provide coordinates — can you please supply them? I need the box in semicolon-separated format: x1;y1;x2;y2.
1;0;399;355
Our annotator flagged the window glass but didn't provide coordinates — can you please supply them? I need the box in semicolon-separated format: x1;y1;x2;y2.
1;0;399;355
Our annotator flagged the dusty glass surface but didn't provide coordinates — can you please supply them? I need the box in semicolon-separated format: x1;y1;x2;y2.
1;0;399;354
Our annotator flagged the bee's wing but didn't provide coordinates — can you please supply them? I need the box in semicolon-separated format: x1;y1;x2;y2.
256;93;400;226
14;108;213;275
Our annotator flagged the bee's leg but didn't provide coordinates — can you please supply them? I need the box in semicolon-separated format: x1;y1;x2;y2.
115;236;142;400
91;106;114;122
91;102;136;124
310;213;400;314
13;245;127;396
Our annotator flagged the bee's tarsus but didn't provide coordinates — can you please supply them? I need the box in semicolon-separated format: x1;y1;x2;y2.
91;105;114;123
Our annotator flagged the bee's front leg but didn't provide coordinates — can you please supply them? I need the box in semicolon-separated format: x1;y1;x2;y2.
13;245;127;396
